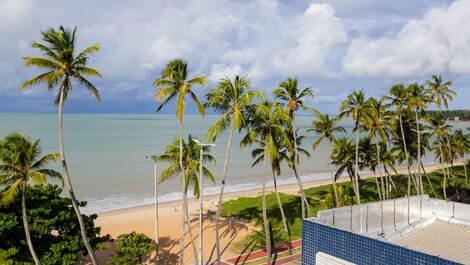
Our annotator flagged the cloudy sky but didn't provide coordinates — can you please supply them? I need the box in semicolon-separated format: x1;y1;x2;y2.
0;0;469;114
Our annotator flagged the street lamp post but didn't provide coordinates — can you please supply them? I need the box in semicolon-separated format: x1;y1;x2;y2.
145;155;159;264
192;139;215;265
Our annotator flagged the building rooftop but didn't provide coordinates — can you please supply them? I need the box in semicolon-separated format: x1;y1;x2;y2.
312;195;470;264
394;220;470;264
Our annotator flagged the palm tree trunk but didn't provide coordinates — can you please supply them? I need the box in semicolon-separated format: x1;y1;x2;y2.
415;111;423;195
215;124;234;265
184;193;198;263
398;113;413;196
374;172;382;200
178;121;186;265
57;87;97;265
439;140;447;200
328;144;339;206
262;153;271;264
291;117;309;219
292;166;310;218
464;160;468;184
375;132;386;200
421;162;436;197
22;181;40;265
354;125;361;204
273;172;291;255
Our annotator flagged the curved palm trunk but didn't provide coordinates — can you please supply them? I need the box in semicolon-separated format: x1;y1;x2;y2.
464;160;468;184
375;132;386;200
398;113;413;197
328;143;339;206
438;140;447;200
421;162;436;197
415;111;423;195
291;116;309;219
184;193;198;263
292;166;311;217
273;172;291;255
57;87;97;264
262;153;271;264
178;121;186;265
215;124;234;265
354;125;361;204
374;171;382;200
22;181;40;265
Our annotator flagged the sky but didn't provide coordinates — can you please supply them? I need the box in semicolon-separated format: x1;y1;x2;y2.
0;0;469;114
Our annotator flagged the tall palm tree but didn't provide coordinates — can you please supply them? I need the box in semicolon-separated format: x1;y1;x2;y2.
451;129;469;183
330;137;358;201
19;26;102;264
425;74;456;112
273;77;314;219
307;113;346;205
251;138;291;254
426;74;456;189
153;58;206;265
251;131;310;255
204;75;263;264
383;84;416;196
407;83;429;194
364;98;392;199
339;90;371;204
241;102;291;263
0;133;61;264
426;112;452;199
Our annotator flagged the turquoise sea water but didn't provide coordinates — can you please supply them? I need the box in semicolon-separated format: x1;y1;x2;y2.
0;113;466;213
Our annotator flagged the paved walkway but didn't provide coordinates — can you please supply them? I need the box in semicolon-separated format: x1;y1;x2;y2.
215;239;302;265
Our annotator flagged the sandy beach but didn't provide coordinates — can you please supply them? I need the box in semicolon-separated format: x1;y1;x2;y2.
93;161;456;264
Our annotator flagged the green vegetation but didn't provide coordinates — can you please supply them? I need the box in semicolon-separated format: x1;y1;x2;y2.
111;232;154;264
0;185;110;264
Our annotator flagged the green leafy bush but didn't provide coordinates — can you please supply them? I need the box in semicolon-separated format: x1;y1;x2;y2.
0;185;110;264
112;231;154;264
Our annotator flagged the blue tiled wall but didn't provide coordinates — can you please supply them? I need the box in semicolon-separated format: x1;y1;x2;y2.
301;220;462;265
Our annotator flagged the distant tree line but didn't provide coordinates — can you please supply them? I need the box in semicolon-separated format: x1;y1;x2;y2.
423;110;470;120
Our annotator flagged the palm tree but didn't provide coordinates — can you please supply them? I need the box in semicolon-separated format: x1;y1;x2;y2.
273;77;314;219
426;112;452;199
251;138;291;254
307;113;346;205
241;102;291;263
330;137;358;201
383;84;414;196
158;135;215;198
0;133;62;264
339;90;371;203
426;74;456;190
153;58;206;265
407;83;429;194
364;98;392;199
158;135;215;264
451;129;469;183
204;75;263;264
425;74;455;112
251;132;310;255
19;26;102;264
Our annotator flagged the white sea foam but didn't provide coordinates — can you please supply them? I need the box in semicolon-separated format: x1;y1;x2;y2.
82;170;350;214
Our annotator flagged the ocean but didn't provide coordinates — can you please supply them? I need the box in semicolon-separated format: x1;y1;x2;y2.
0;113;465;213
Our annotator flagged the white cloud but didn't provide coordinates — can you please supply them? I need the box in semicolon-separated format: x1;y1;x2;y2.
272;3;348;77
343;0;470;77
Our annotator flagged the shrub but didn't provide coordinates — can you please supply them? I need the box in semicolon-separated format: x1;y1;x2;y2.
112;231;154;264
0;185;110;264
